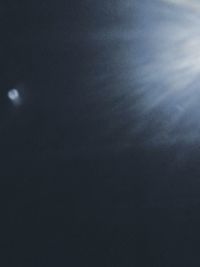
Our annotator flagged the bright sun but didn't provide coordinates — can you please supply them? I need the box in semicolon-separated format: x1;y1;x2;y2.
134;0;200;145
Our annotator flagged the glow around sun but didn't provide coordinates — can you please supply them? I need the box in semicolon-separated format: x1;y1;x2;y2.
133;0;200;145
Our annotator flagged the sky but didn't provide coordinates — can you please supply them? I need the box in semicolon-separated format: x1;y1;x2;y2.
1;0;200;266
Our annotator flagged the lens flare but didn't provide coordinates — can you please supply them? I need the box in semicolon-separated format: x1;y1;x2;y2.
8;88;21;106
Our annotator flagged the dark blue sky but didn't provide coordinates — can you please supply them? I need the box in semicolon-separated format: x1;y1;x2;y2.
1;0;200;266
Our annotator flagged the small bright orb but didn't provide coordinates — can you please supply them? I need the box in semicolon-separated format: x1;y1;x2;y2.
8;88;20;104
8;89;19;101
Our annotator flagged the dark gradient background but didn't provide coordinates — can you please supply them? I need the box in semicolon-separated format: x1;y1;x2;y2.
1;0;200;266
